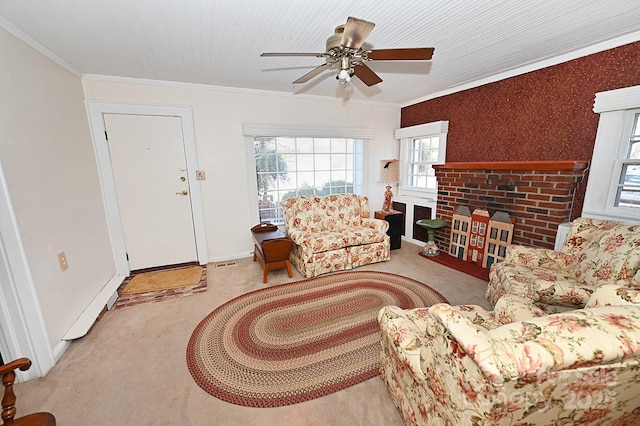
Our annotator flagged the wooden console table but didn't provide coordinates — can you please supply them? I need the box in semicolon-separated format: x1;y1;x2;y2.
251;224;293;283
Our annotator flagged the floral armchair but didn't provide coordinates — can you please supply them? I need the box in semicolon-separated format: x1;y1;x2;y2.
280;194;390;277
486;217;640;313
378;287;640;425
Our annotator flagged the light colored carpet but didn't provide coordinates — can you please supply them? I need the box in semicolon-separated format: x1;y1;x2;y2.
14;241;491;425
121;266;204;294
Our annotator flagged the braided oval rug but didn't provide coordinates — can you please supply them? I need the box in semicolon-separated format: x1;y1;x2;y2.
186;270;447;407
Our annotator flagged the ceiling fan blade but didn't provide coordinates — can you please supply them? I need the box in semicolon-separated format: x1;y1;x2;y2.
341;17;375;49
261;52;327;58
367;48;435;61
293;63;332;84
353;63;382;87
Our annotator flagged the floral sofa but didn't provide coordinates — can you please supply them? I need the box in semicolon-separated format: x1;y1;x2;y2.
486;217;640;313
280;194;390;278
378;285;640;425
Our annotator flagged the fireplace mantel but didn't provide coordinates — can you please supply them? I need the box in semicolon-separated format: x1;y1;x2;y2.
434;160;589;171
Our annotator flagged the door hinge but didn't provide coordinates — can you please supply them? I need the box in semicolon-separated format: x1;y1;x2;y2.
104;130;108;141
125;253;129;261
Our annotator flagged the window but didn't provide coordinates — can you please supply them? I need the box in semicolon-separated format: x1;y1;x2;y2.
584;85;640;222
406;136;440;189
395;121;448;197
253;136;363;224
614;110;640;209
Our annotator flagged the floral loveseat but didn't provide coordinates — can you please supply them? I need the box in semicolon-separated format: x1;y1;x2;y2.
378;285;640;425
486;217;640;313
280;194;390;278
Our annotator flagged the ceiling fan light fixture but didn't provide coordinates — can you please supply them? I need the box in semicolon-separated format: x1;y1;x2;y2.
337;57;353;83
337;68;352;83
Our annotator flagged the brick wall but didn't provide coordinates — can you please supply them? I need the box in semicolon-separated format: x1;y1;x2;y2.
433;161;588;251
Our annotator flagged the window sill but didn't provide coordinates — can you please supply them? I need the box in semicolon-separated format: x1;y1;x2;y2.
398;188;438;200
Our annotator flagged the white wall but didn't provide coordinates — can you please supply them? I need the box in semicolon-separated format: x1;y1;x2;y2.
82;77;401;262
0;29;115;353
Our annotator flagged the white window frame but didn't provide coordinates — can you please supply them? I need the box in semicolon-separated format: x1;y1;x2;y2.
583;85;640;222
242;124;373;226
395;121;448;199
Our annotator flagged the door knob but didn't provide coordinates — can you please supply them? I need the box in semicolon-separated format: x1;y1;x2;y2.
176;190;188;195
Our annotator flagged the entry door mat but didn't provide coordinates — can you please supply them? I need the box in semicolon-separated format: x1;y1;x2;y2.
115;265;207;309
419;251;490;281
186;270;447;407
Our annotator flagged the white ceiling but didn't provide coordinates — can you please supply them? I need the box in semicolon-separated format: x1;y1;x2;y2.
1;0;640;106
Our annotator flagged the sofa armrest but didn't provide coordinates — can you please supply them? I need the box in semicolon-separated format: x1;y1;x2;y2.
361;217;389;233
585;284;640;308
493;294;547;324
378;305;431;377
286;229;309;246
429;303;640;386
484;305;640;381
428;303;507;385
505;245;576;272
534;278;595;308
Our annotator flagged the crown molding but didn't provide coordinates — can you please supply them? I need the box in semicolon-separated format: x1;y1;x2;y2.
0;16;80;77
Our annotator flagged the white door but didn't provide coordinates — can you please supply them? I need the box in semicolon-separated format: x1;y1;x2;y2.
104;114;197;270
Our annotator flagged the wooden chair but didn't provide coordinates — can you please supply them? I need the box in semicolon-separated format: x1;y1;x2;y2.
1;358;55;425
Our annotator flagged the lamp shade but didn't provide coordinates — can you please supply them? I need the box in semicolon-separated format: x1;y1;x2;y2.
380;159;400;183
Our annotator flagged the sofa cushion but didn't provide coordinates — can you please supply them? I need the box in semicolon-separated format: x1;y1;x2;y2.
316;194;364;230
585;284;640;308
493;294;546;324
303;228;386;253
571;222;640;287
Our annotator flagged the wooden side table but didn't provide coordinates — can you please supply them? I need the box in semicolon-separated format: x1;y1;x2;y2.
251;224;293;283
375;210;404;250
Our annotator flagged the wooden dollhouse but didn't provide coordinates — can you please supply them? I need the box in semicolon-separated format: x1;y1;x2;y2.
449;207;514;269
449;206;471;260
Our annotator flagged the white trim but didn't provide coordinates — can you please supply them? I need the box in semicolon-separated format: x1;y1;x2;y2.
0;161;54;380
583;85;640;223
593;85;640;113
244;137;261;227
0;16;81;77
396;121;449;197
394;121;449;139
242;123;374;139
62;275;125;340
85;101;209;278
52;340;70;363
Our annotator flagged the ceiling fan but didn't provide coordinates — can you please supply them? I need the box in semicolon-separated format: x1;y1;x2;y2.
260;17;434;87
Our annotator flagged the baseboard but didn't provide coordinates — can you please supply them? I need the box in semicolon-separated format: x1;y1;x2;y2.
62;275;126;341
209;251;253;264
52;340;71;363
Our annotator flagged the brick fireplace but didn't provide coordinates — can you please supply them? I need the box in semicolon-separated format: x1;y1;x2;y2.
431;161;589;252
